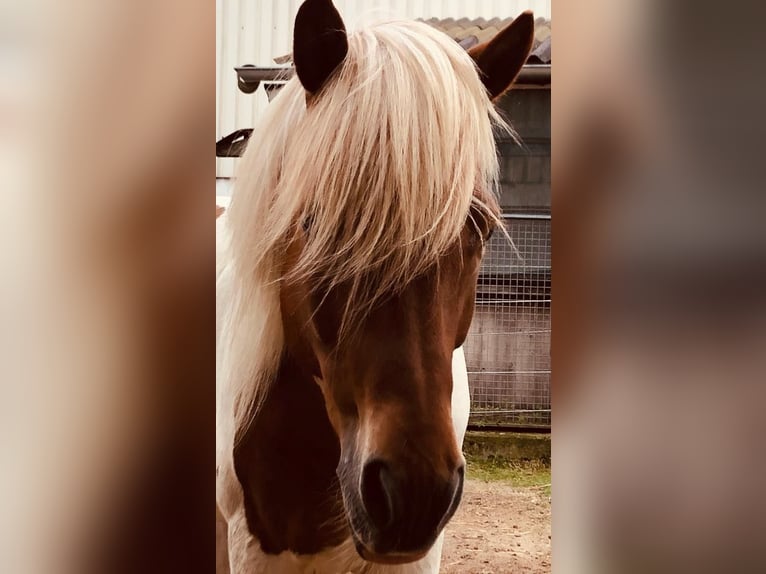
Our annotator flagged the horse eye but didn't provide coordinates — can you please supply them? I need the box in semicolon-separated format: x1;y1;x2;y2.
302;215;314;233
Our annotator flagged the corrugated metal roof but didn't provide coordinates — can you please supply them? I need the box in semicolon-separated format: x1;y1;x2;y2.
419;16;551;63
269;17;551;67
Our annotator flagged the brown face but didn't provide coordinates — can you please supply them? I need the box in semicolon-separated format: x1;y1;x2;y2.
286;0;535;562
280;208;494;563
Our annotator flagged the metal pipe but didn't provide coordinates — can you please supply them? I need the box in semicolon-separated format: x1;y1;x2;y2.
502;213;551;220
466;424;550;434
471;412;551;416
476;299;552;304
467;371;551;375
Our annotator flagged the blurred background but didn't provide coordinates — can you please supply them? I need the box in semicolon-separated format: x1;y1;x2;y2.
1;1;213;573
2;0;766;572
554;1;766;572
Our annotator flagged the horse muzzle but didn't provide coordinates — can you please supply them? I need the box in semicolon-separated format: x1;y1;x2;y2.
349;457;465;562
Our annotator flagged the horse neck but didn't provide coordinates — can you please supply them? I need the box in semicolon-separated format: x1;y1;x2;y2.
232;351;347;554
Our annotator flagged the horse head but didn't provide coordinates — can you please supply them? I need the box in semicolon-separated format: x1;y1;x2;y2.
269;0;535;563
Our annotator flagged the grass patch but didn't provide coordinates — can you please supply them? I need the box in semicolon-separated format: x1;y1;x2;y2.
463;431;550;463
465;453;550;495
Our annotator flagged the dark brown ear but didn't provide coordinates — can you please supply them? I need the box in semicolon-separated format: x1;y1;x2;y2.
469;10;535;100
293;0;348;94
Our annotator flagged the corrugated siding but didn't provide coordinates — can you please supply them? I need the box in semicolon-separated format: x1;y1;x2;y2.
216;0;551;177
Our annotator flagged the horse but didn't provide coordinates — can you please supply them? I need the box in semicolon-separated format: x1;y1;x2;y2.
216;1;534;572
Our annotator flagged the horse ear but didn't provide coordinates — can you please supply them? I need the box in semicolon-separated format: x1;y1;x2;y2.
469;10;535;100
293;0;348;94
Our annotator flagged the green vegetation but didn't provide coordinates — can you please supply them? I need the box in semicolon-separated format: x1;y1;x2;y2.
466;454;550;491
463;431;550;463
462;431;551;495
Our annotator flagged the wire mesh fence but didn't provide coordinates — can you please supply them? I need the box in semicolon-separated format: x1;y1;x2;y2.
464;213;551;429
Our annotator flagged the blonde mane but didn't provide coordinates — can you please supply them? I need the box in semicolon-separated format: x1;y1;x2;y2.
217;19;510;455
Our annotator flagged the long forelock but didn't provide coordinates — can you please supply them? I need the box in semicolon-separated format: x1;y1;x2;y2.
221;19;509;440
231;19;506;310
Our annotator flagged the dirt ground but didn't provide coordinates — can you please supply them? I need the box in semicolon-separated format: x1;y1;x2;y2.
441;479;551;574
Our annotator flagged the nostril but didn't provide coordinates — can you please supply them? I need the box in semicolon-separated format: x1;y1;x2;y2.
360;459;395;531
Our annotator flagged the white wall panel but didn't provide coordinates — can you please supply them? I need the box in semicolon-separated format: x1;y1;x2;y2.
217;0;551;177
